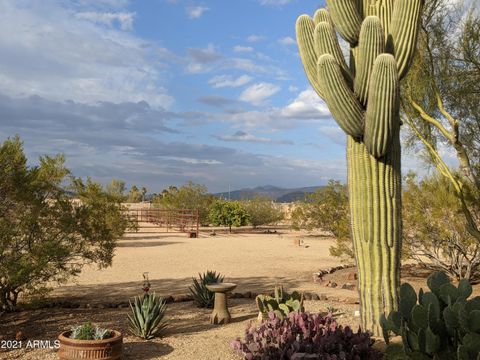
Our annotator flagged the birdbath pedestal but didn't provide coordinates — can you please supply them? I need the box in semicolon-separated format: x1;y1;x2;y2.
206;283;237;325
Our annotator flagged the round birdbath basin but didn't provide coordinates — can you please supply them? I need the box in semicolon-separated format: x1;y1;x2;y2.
206;283;237;293
206;283;237;324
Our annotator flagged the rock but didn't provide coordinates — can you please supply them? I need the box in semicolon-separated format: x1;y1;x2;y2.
96;304;106;309
16;331;26;341
347;272;358;281
311;293;320;301
319;294;328;301
173;294;192;303
164;296;174;304
303;292;312;300
341;283;356;291
325;281;337;288
244;291;252;299
231;292;244;299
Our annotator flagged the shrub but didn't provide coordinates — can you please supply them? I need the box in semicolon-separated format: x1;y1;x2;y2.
243;195;284;228
231;312;382;360
255;285;304;320
153;182;214;225
290;180;353;261
70;323;112;340
189;270;224;308
403;173;480;282
209;200;250;233
0;136;133;311
381;271;480;359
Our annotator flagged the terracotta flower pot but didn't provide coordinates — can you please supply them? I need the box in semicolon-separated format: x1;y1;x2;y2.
58;330;123;360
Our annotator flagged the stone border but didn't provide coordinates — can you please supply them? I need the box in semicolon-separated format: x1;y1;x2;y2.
313;264;355;282
25;290;346;310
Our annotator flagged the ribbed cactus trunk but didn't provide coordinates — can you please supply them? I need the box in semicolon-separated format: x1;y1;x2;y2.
296;0;423;335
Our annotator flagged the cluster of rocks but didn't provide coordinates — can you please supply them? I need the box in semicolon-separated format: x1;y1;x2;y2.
313;264;355;282
32;290;332;310
313;264;358;292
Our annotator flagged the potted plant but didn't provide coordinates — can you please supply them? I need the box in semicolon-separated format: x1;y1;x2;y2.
58;322;122;360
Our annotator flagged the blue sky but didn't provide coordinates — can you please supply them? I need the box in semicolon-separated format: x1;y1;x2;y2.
0;0;437;193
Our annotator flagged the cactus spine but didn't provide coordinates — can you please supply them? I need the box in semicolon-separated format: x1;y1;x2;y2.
296;0;423;335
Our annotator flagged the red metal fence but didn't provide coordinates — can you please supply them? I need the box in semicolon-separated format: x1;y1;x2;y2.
123;208;199;237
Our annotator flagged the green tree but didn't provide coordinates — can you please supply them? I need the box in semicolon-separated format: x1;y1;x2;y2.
127;185;142;203
291;181;353;261
154;182;214;225
106;178;126;202
403;172;480;282
242;195;284;228
0;136;132;311
140;187;147;202
402;0;480;244
209;200;249;233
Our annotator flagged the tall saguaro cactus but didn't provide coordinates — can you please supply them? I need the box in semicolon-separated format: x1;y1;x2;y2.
296;0;423;335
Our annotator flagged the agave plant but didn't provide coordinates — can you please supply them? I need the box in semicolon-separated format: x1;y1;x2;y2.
128;292;167;340
189;270;224;308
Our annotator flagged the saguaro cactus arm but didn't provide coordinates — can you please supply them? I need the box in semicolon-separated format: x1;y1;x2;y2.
326;0;362;45
317;54;364;139
354;16;385;106
313;8;332;26
296;15;324;98
315;22;352;85
388;0;424;79
364;54;400;158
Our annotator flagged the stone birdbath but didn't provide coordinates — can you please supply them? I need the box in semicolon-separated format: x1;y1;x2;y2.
206;283;237;324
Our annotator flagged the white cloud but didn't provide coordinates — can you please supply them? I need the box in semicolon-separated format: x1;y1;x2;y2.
209;74;253;88
280;89;330;119
215;130;292;144
186;5;209;19
239;83;281;105
75;11;135;30
278;36;296;45
234;45;254;53
186;44;222;73
232;58;268;73
247;34;265;43
258;0;292;5
0;1;173;108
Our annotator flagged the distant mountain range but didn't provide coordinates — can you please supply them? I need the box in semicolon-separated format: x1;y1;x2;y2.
213;185;325;203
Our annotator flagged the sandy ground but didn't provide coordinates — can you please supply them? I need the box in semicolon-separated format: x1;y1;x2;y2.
0;224;369;359
50;224;357;304
0;300;362;360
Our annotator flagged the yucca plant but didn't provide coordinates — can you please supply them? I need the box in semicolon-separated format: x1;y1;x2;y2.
189;270;224;308
128;292;167;340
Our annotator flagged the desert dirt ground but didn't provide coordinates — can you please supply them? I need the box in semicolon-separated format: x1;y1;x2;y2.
1;224;473;359
0;224;361;360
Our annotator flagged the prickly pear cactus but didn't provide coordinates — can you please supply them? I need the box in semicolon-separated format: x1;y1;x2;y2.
296;1;423;335
256;286;304;320
381;271;480;359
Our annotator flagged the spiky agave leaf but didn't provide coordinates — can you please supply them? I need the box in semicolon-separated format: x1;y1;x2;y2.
128;292;167;340
189;270;224;308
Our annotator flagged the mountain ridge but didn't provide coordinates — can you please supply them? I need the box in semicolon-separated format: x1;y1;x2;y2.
213;185;325;202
